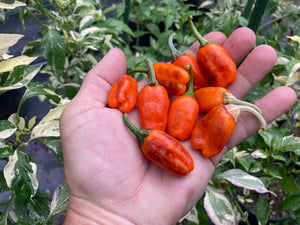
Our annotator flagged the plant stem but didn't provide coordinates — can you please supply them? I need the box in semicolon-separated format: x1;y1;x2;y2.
184;65;194;98
242;0;255;19
122;0;131;44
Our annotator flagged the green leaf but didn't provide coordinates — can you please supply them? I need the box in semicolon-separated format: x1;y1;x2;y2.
280;176;299;193
0;65;41;93
256;195;269;225
204;187;235;225
0;170;10;192
280;193;300;211
0;139;13;158
3;150;38;199
278;135;300;155
107;19;135;37
55;0;70;9
46;182;69;221
0;120;16;139
12;191;51;224
0;55;38;73
146;23;160;38
39;137;64;165
41;29;66;83
217;169;273;194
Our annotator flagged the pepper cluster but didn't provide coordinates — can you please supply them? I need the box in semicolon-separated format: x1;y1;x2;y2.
107;16;266;176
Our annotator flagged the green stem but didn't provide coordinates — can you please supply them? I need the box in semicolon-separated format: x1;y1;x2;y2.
188;15;210;47
257;11;300;33
184;65;194;97
144;59;159;86
122;0;131;44
226;104;267;130
25;7;48;32
168;33;183;61
127;68;148;75
223;93;262;114
242;0;255;19
247;0;269;33
123;113;149;145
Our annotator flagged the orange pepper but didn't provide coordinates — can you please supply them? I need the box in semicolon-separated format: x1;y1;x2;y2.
108;75;138;113
152;62;190;96
167;65;199;141
194;86;262;113
188;16;237;88
190;104;267;158
138;59;170;131
168;33;210;90
123;113;194;176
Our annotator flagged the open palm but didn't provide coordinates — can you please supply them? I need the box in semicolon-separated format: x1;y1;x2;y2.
60;27;296;225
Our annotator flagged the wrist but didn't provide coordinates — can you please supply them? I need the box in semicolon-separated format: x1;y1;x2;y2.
63;196;135;225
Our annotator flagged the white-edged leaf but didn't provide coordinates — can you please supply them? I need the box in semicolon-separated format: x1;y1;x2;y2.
0;34;24;56
50;182;69;217
3;150;38;198
30;102;68;139
278;135;300;155
0;120;17;139
204;186;235;225
0;1;26;9
217;169;274;195
0;55;38;73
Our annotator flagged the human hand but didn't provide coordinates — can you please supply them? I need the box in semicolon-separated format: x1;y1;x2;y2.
60;27;297;225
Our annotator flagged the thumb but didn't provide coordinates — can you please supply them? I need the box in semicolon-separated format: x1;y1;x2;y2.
76;48;127;105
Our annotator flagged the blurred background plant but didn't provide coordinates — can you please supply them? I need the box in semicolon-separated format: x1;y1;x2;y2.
0;0;299;224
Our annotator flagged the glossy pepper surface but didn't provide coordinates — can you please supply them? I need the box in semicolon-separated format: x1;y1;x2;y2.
168;33;210;90
123;113;194;176
138;59;170;131
188;16;237;88
194;86;262;113
152;62;190;96
190;104;267;158
167;65;199;141
108;75;138;113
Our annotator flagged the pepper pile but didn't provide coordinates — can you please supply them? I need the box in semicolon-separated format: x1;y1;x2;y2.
107;16;267;176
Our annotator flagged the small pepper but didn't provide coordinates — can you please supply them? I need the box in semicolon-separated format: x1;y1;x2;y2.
194;86;262;113
168;33;210;90
138;59;170;131
108;75;138;113
188;16;237;88
152;62;190;96
123;113;194;176
167;65;199;141
190;104;267;158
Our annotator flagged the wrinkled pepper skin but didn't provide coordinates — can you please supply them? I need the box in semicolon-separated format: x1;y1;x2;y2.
172;54;210;90
167;95;199;141
196;43;237;88
167;64;199;141
194;87;228;113
142;129;194;176
138;85;170;131
152;62;190;96
190;105;235;158
138;59;170;131
108;75;138;113
188;16;236;88
123;113;194;176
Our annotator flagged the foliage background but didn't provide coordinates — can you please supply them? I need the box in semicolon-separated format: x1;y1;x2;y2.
0;0;300;224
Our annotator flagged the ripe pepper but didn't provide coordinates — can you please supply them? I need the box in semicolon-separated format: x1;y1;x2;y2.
167;65;199;141
188;16;237;88
108;75;138;113
152;62;190;96
123;113;194;176
168;33;210;90
194;86;262;113
190;104;267;158
138;59;170;131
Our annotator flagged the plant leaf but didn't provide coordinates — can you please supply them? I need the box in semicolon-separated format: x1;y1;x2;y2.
41;29;66;83
0;120;17;139
204;187;236;225
278;135;300;155
256;195;269;225
217;169;274;194
0;56;38;73
0;34;24;56
280;193;300;211
3;150;38;199
40;137;64;165
48;182;69;218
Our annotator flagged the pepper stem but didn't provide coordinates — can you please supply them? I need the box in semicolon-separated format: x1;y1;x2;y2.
168;33;183;62
225;104;267;130
123;113;149;145
188;15;210;47
184;64;194;97
223;93;262;114
144;59;159;86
